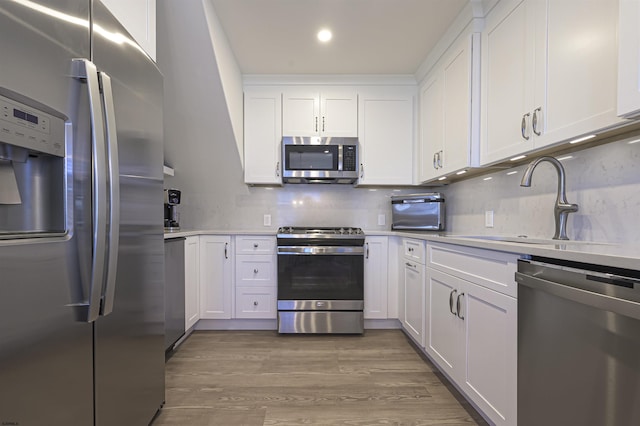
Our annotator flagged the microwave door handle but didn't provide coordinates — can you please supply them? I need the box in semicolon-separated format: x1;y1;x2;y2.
72;59;108;323
98;71;120;316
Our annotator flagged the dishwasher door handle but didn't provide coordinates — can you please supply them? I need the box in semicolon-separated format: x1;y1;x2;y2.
515;272;640;321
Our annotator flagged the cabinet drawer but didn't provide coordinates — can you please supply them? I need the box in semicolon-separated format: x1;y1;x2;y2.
427;242;519;298
235;254;276;286
235;236;276;254
403;238;426;264
235;286;277;319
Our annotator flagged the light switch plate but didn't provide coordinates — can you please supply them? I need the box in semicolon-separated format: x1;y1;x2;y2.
263;214;271;226
485;210;494;228
378;214;386;226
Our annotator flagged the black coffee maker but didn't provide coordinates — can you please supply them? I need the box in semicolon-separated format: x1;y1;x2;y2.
164;188;181;231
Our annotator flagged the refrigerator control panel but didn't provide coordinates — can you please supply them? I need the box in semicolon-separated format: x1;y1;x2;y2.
0;93;65;157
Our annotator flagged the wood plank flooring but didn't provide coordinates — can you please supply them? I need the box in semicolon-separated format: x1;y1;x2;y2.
152;330;488;426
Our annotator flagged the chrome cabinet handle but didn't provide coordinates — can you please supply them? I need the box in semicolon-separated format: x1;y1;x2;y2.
433;153;438;170
253;268;259;274
253;243;259;248
276;161;280;177
521;113;531;140
224;242;229;259
449;289;457;315
322;116;325;132
254;301;258;306
315;116;318;132
360;163;364;179
72;59;107;323
532;107;542;136
365;243;369;259
456;293;465;320
438;150;443;168
98;71;120;317
405;262;416;268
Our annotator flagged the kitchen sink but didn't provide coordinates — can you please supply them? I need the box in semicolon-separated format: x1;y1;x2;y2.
451;235;611;245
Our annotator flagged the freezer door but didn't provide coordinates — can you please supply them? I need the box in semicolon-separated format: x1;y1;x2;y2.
0;1;94;426
91;2;165;425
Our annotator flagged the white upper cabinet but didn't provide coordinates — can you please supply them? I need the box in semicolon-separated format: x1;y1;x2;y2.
243;87;282;185
481;0;621;165
618;0;640;118
282;88;358;137
358;86;415;185
419;31;480;183
101;0;156;61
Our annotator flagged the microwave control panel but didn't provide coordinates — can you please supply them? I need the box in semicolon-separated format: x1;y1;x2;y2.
342;145;357;171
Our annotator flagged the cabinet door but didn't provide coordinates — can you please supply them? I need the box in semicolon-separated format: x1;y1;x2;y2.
358;87;415;185
364;236;389;319
481;0;538;165
419;74;443;182
282;90;320;136
101;0;156;60
619;0;640;117
441;34;479;175
244;88;282;184
320;90;358;137
184;236;200;330
199;236;232;319
425;268;464;379
462;280;517;426
538;0;621;147
403;260;425;346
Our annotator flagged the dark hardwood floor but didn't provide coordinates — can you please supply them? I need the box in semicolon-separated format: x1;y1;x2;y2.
152;329;488;425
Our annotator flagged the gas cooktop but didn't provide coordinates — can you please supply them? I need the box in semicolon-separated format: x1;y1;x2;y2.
277;226;364;237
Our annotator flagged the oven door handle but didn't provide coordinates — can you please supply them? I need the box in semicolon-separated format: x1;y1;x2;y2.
277;246;365;255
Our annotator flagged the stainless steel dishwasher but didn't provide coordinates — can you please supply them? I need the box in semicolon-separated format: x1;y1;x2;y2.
516;257;640;426
164;237;186;352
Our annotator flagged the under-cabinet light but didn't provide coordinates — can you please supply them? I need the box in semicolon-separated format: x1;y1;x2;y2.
557;155;573;161
569;134;596;144
483;177;493;181
510;155;526;161
438;176;447;181
506;171;518;175
456;170;467;175
627;138;640;145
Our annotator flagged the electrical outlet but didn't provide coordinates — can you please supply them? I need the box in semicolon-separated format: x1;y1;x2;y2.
485;210;494;228
263;214;271;227
378;214;386;226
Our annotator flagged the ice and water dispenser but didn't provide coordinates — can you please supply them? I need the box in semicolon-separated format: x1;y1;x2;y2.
0;90;66;238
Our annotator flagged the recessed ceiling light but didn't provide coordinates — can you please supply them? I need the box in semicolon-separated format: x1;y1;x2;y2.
317;29;332;42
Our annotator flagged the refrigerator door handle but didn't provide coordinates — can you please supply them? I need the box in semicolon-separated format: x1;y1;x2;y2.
72;58;108;323
98;71;120;316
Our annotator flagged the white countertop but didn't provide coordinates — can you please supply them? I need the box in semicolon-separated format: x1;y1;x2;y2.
165;229;640;270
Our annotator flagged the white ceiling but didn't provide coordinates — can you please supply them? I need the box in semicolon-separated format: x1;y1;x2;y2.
209;0;468;75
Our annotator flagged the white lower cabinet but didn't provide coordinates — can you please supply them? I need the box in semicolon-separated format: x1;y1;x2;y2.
234;236;277;319
364;236;389;319
425;242;518;426
199;235;233;319
184;236;200;330
401;238;426;346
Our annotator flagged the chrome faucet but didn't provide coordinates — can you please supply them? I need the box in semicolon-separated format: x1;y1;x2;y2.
520;156;579;240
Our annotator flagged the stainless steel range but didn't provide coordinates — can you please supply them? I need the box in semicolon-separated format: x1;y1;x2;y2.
277;226;365;334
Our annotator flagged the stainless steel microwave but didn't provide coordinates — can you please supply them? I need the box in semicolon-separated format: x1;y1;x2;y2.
282;136;359;184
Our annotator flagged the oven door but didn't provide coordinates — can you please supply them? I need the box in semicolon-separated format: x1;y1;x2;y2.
277;245;364;304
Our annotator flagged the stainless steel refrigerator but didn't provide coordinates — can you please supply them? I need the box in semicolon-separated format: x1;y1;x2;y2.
0;1;165;425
